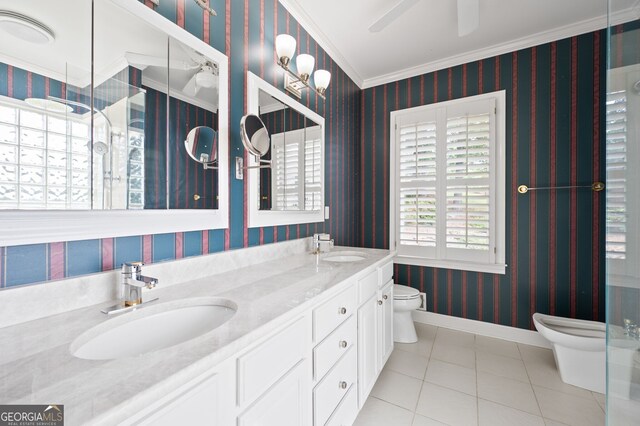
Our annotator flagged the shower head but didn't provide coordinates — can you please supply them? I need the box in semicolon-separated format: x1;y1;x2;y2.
89;141;109;155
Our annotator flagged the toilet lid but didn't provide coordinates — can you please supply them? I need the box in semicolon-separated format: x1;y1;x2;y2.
394;284;420;300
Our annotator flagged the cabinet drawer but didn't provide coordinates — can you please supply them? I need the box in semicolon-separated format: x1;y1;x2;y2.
314;315;356;381
325;383;358;426
313;284;356;343
357;269;378;305
313;347;357;426
237;317;308;407
379;262;393;288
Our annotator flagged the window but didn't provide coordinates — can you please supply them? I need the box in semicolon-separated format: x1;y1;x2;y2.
391;91;506;274
271;125;322;211
605;89;627;261
0;98;91;210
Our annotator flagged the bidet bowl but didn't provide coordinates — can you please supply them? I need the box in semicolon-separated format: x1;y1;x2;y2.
70;297;237;360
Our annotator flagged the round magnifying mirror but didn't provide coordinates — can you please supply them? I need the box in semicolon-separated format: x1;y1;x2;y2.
184;126;218;165
240;114;270;157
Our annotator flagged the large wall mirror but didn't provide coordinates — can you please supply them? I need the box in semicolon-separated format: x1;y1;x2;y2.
0;0;228;245
246;72;324;228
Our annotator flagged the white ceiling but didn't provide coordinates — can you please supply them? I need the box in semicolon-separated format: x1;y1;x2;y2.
281;0;640;88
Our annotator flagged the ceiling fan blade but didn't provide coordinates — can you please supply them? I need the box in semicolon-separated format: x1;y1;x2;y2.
124;52;198;71
368;0;420;33
457;0;479;37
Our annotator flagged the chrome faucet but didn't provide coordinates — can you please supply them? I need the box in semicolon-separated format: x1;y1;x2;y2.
101;261;159;314
122;262;158;306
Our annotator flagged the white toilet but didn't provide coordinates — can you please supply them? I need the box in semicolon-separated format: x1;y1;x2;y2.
393;285;422;343
532;312;605;393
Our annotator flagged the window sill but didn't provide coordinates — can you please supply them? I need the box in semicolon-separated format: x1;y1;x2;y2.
394;255;507;275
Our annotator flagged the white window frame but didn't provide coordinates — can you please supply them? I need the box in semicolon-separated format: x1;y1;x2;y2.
390;90;506;274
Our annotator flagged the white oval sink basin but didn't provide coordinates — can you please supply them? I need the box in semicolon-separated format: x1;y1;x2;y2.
323;251;366;263
71;298;236;360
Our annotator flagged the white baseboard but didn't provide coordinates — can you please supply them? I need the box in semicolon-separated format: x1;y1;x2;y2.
412;310;552;349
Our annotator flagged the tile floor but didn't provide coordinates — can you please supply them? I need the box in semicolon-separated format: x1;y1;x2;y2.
354;323;605;426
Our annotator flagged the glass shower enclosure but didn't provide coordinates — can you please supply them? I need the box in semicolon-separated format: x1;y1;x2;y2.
606;2;640;424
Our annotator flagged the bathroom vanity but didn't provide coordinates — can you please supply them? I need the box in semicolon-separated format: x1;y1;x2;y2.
0;240;395;425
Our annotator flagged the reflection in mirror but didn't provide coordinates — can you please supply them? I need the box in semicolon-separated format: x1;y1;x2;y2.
0;0;221;211
184;126;218;168
167;37;219;210
0;0;91;209
258;90;322;212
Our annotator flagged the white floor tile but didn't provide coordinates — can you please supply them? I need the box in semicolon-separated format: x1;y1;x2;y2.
477;372;541;415
533;385;605;426
434;328;476;348
424;359;477;396
412;414;450;426
370;369;423;411
415;323;438;341
543;420;571;426
416;382;478;426
395;338;434;358
476;351;530;383
475;335;521;359
353;396;414;426
431;342;476;369
519;345;594;399
592;392;605;411
386;349;429;379
478;399;545;426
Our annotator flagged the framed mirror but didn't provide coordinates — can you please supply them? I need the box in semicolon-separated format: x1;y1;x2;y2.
0;0;228;245
246;72;324;228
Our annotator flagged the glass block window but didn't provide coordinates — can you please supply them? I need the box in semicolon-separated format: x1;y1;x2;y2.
0;99;91;209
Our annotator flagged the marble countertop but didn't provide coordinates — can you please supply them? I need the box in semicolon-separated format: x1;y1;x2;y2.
0;244;392;425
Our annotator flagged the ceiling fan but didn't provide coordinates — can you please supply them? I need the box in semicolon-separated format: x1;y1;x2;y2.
124;44;219;95
368;0;479;37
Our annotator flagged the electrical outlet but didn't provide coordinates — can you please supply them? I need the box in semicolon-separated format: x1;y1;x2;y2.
417;292;427;311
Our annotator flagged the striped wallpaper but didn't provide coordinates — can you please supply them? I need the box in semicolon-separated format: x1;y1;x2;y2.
362;31;609;330
0;0;360;288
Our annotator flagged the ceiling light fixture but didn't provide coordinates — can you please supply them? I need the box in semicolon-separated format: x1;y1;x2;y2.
275;34;330;100
0;11;55;44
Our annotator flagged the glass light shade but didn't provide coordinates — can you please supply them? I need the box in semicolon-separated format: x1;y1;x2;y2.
275;34;296;66
296;54;315;82
314;70;331;92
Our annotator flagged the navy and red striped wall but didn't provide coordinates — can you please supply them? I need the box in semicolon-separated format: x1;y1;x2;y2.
360;27;631;330
0;0;360;287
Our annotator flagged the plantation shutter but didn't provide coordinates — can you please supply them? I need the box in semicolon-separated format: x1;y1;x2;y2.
605;90;627;261
395;96;497;265
443;99;494;263
272;131;302;211
304;125;322;211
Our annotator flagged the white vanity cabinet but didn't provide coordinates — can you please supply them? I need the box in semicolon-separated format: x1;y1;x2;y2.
127;357;236;426
237;315;313;426
357;262;394;409
311;282;358;426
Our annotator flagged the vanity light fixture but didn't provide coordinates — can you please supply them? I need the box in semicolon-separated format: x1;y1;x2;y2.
275;34;331;99
0;11;55;45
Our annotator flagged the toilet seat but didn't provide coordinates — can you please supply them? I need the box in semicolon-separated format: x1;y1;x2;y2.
393;284;420;300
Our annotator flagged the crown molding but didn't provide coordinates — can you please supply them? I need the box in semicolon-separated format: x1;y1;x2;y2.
278;0;364;87
362;6;640;89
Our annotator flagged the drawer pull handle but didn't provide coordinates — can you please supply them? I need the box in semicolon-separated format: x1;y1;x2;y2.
339;307;347;315
383;294;388;300
339;381;348;389
339;340;348;348
378;300;383;305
